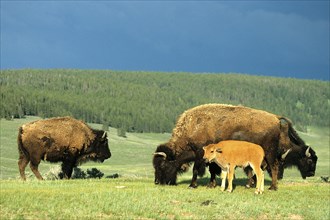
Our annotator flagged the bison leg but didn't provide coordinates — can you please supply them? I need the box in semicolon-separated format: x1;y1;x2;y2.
277;162;285;180
189;163;200;188
244;167;256;188
269;163;279;190
189;158;206;188
208;166;217;188
264;155;279;190
207;162;221;188
28;153;44;180
188;149;206;188
18;155;30;181
29;161;43;180
61;161;75;179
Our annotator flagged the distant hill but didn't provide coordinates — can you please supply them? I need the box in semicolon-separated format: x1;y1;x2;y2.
1;69;329;133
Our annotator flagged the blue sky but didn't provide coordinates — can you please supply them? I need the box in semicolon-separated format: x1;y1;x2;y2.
1;1;329;80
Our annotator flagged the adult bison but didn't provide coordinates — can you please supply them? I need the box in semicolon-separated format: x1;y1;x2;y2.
18;117;111;180
153;104;317;190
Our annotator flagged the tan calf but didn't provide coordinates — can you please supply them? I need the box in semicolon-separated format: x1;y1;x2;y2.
203;140;265;194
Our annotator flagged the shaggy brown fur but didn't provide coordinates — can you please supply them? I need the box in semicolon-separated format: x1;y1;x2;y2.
171;104;282;151
153;103;317;190
170;103;282;187
21;117;95;152
18;117;111;180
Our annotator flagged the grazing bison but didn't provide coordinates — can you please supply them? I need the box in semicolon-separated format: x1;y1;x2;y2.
203;141;265;194
17;117;111;180
153;104;317;190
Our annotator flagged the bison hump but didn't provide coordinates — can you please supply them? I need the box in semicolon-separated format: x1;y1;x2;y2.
21;117;95;151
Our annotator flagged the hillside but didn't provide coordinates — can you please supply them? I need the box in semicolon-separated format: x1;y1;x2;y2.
1;69;329;133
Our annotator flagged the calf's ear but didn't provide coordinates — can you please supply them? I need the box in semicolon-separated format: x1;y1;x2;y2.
216;148;222;153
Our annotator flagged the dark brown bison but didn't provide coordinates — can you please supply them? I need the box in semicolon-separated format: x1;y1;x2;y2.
17;117;111;180
153;104;317;190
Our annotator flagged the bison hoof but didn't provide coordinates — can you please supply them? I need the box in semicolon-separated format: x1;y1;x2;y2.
207;183;217;188
188;184;198;189
268;185;278;191
246;182;255;188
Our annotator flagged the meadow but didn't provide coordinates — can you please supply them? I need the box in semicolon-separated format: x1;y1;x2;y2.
1;117;329;219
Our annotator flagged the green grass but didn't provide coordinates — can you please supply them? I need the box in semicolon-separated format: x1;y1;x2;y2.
1;117;329;219
1;179;329;219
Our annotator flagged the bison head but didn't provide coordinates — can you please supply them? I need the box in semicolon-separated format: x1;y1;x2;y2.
77;130;111;164
281;145;318;179
153;144;179;185
297;146;318;179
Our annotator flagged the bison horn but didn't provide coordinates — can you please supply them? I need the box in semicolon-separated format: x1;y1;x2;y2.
281;149;291;160
153;152;167;159
102;131;107;139
305;146;311;157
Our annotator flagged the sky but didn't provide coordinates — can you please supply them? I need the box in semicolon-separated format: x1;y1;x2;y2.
1;1;329;80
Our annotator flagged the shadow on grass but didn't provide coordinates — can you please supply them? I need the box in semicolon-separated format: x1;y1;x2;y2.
177;177;272;189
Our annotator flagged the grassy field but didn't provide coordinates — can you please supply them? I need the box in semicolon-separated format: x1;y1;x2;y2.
1;117;329;219
1;178;329;220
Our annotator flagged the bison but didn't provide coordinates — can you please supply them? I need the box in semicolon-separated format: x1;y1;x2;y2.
203;141;265;194
17;117;111;180
153;104;317;190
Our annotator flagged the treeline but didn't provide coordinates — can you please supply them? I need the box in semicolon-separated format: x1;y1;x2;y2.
1;69;329;133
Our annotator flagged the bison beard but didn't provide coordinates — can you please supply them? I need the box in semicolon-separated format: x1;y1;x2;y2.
152;104;318;190
153;144;207;185
153;154;178;185
17;117;111;180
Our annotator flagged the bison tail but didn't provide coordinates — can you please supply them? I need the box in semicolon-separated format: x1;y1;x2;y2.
17;127;28;158
278;117;306;146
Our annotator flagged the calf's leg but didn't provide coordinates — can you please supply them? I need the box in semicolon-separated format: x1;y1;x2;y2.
220;170;227;191
253;167;264;195
261;171;265;192
227;165;236;192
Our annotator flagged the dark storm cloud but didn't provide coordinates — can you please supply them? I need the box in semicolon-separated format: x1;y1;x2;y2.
1;1;329;80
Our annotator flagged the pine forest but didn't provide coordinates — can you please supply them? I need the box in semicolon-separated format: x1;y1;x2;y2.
1;69;329;133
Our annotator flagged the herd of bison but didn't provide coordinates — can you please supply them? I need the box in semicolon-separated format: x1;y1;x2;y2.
17;104;318;193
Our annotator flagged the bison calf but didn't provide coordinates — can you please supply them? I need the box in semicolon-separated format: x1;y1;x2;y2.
203;140;265;194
